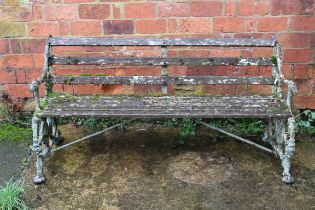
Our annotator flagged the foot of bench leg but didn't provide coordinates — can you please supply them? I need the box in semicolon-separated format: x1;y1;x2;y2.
32;116;46;184
281;117;296;184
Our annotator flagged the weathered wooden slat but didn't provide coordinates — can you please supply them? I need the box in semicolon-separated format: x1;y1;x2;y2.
39;95;290;118
51;56;273;66
39;111;290;118
52;76;274;85
48;37;275;47
47;96;280;109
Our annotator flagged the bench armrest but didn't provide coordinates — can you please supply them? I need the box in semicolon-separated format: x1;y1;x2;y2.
29;79;42;110
283;79;297;113
273;41;297;114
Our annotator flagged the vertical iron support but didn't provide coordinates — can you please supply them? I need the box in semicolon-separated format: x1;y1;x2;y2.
41;35;53;97
281;117;296;184
32;116;46;184
161;45;168;94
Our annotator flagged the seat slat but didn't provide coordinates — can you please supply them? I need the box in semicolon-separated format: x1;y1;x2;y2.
48;37;275;47
39;95;290;118
52;76;274;85
51;56;273;66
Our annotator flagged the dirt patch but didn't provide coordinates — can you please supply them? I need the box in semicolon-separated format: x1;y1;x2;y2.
22;126;315;209
169;151;233;186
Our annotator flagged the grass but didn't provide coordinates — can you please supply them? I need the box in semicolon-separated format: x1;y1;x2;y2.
0;179;27;210
0;123;32;142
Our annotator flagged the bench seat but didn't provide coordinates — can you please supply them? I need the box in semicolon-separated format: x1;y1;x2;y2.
39;95;291;118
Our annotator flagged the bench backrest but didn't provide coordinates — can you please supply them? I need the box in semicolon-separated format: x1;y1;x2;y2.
41;36;282;96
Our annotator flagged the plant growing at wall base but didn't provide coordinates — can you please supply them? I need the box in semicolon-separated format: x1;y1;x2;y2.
296;110;315;135
165;118;197;138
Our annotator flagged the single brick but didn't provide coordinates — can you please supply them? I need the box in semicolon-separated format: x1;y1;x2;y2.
46;5;78;21
32;54;44;68
168;18;177;33
295;79;312;95
282;0;313;15
70;21;102;36
0;0;20;6
64;0;95;3
191;1;223;17
4;84;33;98
158;2;190;17
0;6;32;21
59;21;69;36
179;18;211;33
113;5;121;19
4;54;33;69
29;22;60;37
282;64;294;79
278;33;309;48
32;5;42;20
252;47;273;57
248;85;272;95
136;19;166;34
310;32;315;48
293;96;315;109
225;0;236;16
293;64;308;79
290;16;315;31
125;3;155;18
103;20;134;34
79;4;110;19
21;39;45;53
0;70;16;84
271;0;282;15
308;64;315;78
0;39;10;54
115;67;161;76
238;0;270;16
213;17;244;33
25;68;41;83
10;39;22;54
245;18;258;32
16;69;26;84
0;22;26;37
283;49;313;63
258;17;288;32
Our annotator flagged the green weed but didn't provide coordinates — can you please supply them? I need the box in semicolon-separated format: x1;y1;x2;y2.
296;110;315;135
0;123;32;142
0;179;27;210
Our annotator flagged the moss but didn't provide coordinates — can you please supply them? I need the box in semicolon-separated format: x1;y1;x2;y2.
63;75;75;84
271;56;277;66
0;123;32;142
91;93;101;101
40;99;48;110
147;92;164;97
80;73;91;76
95;73;107;76
192;85;206;96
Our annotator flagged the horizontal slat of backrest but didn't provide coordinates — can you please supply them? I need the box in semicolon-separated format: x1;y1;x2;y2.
51;56;273;66
52;76;274;85
48;37;275;47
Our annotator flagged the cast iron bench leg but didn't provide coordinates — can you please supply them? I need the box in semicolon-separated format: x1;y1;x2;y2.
281;117;295;184
32;116;46;184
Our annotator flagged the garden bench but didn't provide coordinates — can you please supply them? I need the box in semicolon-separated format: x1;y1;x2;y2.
29;36;297;184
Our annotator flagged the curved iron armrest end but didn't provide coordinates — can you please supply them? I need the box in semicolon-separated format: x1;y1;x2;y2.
282;79;298;115
29;79;42;111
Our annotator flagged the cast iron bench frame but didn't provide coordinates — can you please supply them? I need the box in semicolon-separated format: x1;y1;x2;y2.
29;36;297;184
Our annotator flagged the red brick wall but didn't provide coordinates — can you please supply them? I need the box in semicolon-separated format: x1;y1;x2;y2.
0;0;314;109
